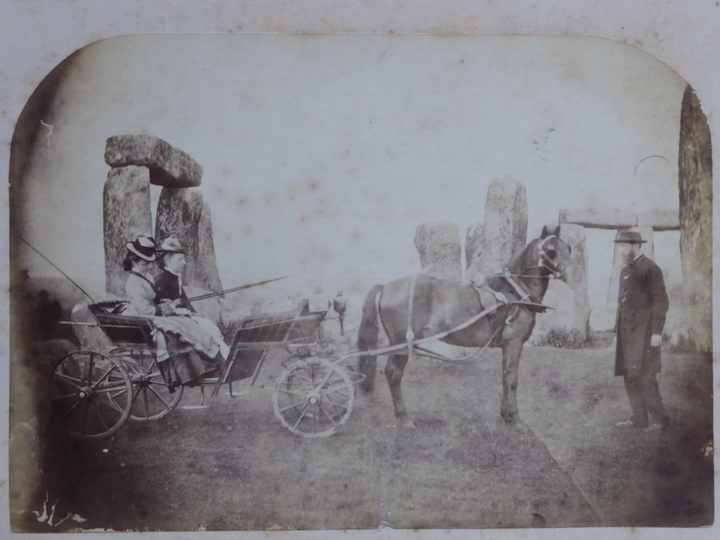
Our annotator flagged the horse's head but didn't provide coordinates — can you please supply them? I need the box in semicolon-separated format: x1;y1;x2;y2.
529;225;581;287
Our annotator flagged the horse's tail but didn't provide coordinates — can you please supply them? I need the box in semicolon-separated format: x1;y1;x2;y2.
358;284;383;393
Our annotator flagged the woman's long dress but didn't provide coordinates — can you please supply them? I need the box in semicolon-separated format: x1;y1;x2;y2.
153;269;227;386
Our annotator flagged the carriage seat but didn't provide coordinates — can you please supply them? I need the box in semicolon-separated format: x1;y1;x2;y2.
88;302;156;349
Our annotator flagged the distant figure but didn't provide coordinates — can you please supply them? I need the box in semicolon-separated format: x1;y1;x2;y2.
614;231;670;431
36;289;63;341
333;291;347;336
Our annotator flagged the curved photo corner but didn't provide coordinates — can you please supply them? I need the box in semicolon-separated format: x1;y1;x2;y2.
8;33;713;532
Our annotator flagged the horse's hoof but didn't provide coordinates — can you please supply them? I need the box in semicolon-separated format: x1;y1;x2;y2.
400;419;416;429
359;383;374;394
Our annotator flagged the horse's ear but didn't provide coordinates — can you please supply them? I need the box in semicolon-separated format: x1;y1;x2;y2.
541;224;560;238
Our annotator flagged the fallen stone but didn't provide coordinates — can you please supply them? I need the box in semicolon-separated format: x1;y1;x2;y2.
103;166;153;296
105;135;202;188
414;222;462;282
155;189;223;293
467;178;528;278
678;85;712;352
559;208;638;230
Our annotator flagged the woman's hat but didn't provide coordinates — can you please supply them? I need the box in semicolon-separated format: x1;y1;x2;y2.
125;235;157;261
614;230;647;244
158;237;185;254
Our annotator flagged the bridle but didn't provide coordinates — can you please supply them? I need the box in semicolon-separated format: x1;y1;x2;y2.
532;235;566;280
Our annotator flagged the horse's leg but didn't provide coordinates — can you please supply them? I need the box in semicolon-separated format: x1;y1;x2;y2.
358;355;376;393
385;353;415;428
500;338;523;425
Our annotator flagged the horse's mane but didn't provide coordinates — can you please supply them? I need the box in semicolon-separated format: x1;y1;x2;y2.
507;237;542;274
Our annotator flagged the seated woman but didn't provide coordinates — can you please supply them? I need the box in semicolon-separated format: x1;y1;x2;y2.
123;235;162;316
152;237;229;388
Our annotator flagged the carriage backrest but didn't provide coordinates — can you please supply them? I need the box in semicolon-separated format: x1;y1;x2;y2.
88;303;156;348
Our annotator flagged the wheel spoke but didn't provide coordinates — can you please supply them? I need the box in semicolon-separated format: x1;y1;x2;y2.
86;353;95;387
280;400;306;413
80;400;90;435
53;373;83;391
91;401;109;431
60;400;81;419
51;393;79;401
143;388;150;418
323;397;349;410
292;404;309;429
148;385;170;407
319;403;337;427
279;389;312;398
95;383;133;394
92;364;116;390
97;396;125;415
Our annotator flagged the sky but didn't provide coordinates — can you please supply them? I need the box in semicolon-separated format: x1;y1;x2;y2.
15;34;687;310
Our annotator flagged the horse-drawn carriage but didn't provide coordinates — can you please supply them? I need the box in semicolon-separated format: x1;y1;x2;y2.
49;228;577;439
50;300;360;439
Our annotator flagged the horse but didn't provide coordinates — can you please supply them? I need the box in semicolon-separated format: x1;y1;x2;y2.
357;225;579;427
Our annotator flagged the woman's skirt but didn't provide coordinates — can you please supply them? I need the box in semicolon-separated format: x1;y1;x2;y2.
152;316;226;386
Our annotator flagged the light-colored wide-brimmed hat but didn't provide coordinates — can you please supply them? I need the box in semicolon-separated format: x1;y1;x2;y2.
158;237;186;254
125;235;157;261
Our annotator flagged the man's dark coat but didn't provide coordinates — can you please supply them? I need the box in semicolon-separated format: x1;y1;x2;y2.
154;270;196;313
615;254;669;378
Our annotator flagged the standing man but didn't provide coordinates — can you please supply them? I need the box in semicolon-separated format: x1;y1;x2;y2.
614;231;670;431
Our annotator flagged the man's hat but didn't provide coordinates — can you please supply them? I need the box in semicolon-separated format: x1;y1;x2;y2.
126;235;157;261
614;230;647;244
158;237;185;254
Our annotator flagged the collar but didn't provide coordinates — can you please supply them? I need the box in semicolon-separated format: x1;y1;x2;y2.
632;253;644;264
165;268;182;278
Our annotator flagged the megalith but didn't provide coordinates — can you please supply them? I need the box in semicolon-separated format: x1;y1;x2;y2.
678;85;713;352
156;189;223;293
103;165;153;296
466;178;528;281
105;135;203;188
533;224;590;337
414;222;462;282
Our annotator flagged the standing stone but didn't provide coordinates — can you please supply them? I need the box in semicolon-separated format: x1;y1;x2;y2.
467;178;528;280
103;166;153;296
156;189;223;293
533;224;590;338
678;85;713;352
105;135;203;188
414;222;462;281
197;203;223;294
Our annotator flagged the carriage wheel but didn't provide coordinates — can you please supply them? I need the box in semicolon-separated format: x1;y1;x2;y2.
49;349;132;439
273;357;354;438
119;351;184;422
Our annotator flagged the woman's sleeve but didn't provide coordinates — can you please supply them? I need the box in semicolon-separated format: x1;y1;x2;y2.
126;278;160;316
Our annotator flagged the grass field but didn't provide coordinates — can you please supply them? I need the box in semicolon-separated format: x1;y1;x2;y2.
32;341;713;532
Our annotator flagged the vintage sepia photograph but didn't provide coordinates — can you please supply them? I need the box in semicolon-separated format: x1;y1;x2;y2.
8;34;713;532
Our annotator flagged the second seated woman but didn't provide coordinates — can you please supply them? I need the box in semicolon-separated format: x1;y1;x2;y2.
152;237;230;387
